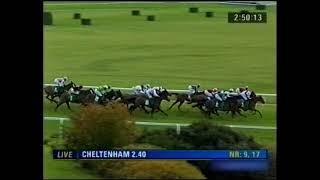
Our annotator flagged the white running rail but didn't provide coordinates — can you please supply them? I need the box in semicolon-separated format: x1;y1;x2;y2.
44;116;276;138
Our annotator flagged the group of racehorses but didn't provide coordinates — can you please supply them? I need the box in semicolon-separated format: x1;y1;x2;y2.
44;81;265;119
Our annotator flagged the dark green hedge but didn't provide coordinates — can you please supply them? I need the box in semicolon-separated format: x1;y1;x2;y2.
43;12;53;25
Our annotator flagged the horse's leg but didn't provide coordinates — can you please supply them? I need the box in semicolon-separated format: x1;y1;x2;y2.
255;109;262;118
177;101;184;112
197;105;206;113
168;100;179;110
192;104;198;108
55;102;64;111
207;111;212;119
214;109;220;116
66;101;71;111
237;109;246;117
158;108;168;116
141;106;149;114
129;105;136;114
231;110;235;118
46;94;53;103
150;108;155;118
46;94;58;104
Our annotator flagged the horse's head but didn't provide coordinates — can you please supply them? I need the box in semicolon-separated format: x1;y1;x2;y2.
70;81;75;86
160;89;170;102
250;91;256;98
256;95;265;104
107;89;116;99
115;90;123;99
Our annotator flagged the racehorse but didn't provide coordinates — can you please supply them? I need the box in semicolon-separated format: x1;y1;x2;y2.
203;95;246;119
81;89;119;106
168;91;204;111
237;93;265;118
44;81;76;103
54;88;95;111
129;89;171;117
120;93;147;108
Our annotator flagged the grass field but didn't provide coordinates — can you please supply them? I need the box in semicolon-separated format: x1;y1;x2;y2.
44;2;276;179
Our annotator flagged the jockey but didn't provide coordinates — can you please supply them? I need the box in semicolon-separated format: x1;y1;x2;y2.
69;86;83;102
94;85;110;103
70;86;82;95
187;84;200;100
204;89;214;100
53;76;68;93
212;88;223;107
133;85;144;95
244;86;252;100
146;87;160;99
226;88;235;98
239;87;249;107
142;84;151;93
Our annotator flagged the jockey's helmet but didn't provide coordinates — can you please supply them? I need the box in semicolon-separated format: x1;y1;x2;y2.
197;84;200;88
146;84;150;88
104;85;110;89
63;77;68;81
229;88;234;92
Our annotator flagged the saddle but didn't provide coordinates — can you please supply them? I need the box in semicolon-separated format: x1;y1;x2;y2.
70;94;79;102
145;98;154;106
55;86;65;94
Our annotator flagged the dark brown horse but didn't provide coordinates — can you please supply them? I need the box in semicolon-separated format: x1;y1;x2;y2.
54;88;94;111
203;95;245;119
44;81;76;103
238;94;265;118
129;90;171;117
168;91;205;111
78;89;121;107
120;94;147;108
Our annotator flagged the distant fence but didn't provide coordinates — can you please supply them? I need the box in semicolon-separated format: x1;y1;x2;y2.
44;116;276;139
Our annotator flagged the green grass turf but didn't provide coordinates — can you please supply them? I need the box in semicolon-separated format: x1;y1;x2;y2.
44;2;276;178
44;3;276;93
44;100;275;126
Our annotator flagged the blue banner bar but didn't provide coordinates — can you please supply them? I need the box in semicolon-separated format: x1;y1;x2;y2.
53;150;267;160
210;159;269;172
